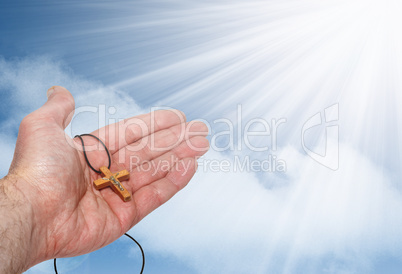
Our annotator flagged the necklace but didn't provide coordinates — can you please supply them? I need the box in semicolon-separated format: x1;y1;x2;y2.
53;134;145;273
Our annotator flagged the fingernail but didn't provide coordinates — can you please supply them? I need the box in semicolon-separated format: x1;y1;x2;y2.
47;86;57;98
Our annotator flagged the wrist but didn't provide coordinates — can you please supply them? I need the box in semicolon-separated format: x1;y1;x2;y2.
0;175;40;273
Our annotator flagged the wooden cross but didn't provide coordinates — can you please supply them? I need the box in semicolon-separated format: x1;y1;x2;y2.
93;166;131;202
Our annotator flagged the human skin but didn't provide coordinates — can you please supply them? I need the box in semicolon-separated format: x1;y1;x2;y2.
0;86;209;273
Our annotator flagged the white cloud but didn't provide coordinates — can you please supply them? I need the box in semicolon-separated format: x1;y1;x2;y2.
2;56;402;273
132;143;402;273
0;55;144;135
66;87;144;137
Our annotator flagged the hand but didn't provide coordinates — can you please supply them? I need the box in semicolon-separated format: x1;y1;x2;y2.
0;86;209;273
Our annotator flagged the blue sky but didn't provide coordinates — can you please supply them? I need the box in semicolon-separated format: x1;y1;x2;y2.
1;0;402;273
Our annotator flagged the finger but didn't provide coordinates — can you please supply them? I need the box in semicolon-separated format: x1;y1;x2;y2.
30;86;75;129
113;120;208;166
126;136;209;192
76;111;189;175
77;115;205;179
130;157;198;226
91;109;186;154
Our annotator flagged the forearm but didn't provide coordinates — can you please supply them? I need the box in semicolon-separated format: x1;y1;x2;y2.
0;175;37;274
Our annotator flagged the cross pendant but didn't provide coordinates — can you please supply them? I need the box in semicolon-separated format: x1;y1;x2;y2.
93;166;131;202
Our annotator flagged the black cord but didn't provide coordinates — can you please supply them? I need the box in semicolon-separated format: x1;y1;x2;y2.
53;233;145;274
54;258;58;274
53;134;145;273
124;233;145;274
74;134;111;174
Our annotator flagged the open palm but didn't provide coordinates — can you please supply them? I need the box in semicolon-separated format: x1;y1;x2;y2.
8;86;209;266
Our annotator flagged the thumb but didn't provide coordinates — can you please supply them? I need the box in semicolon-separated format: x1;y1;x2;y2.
40;86;75;129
